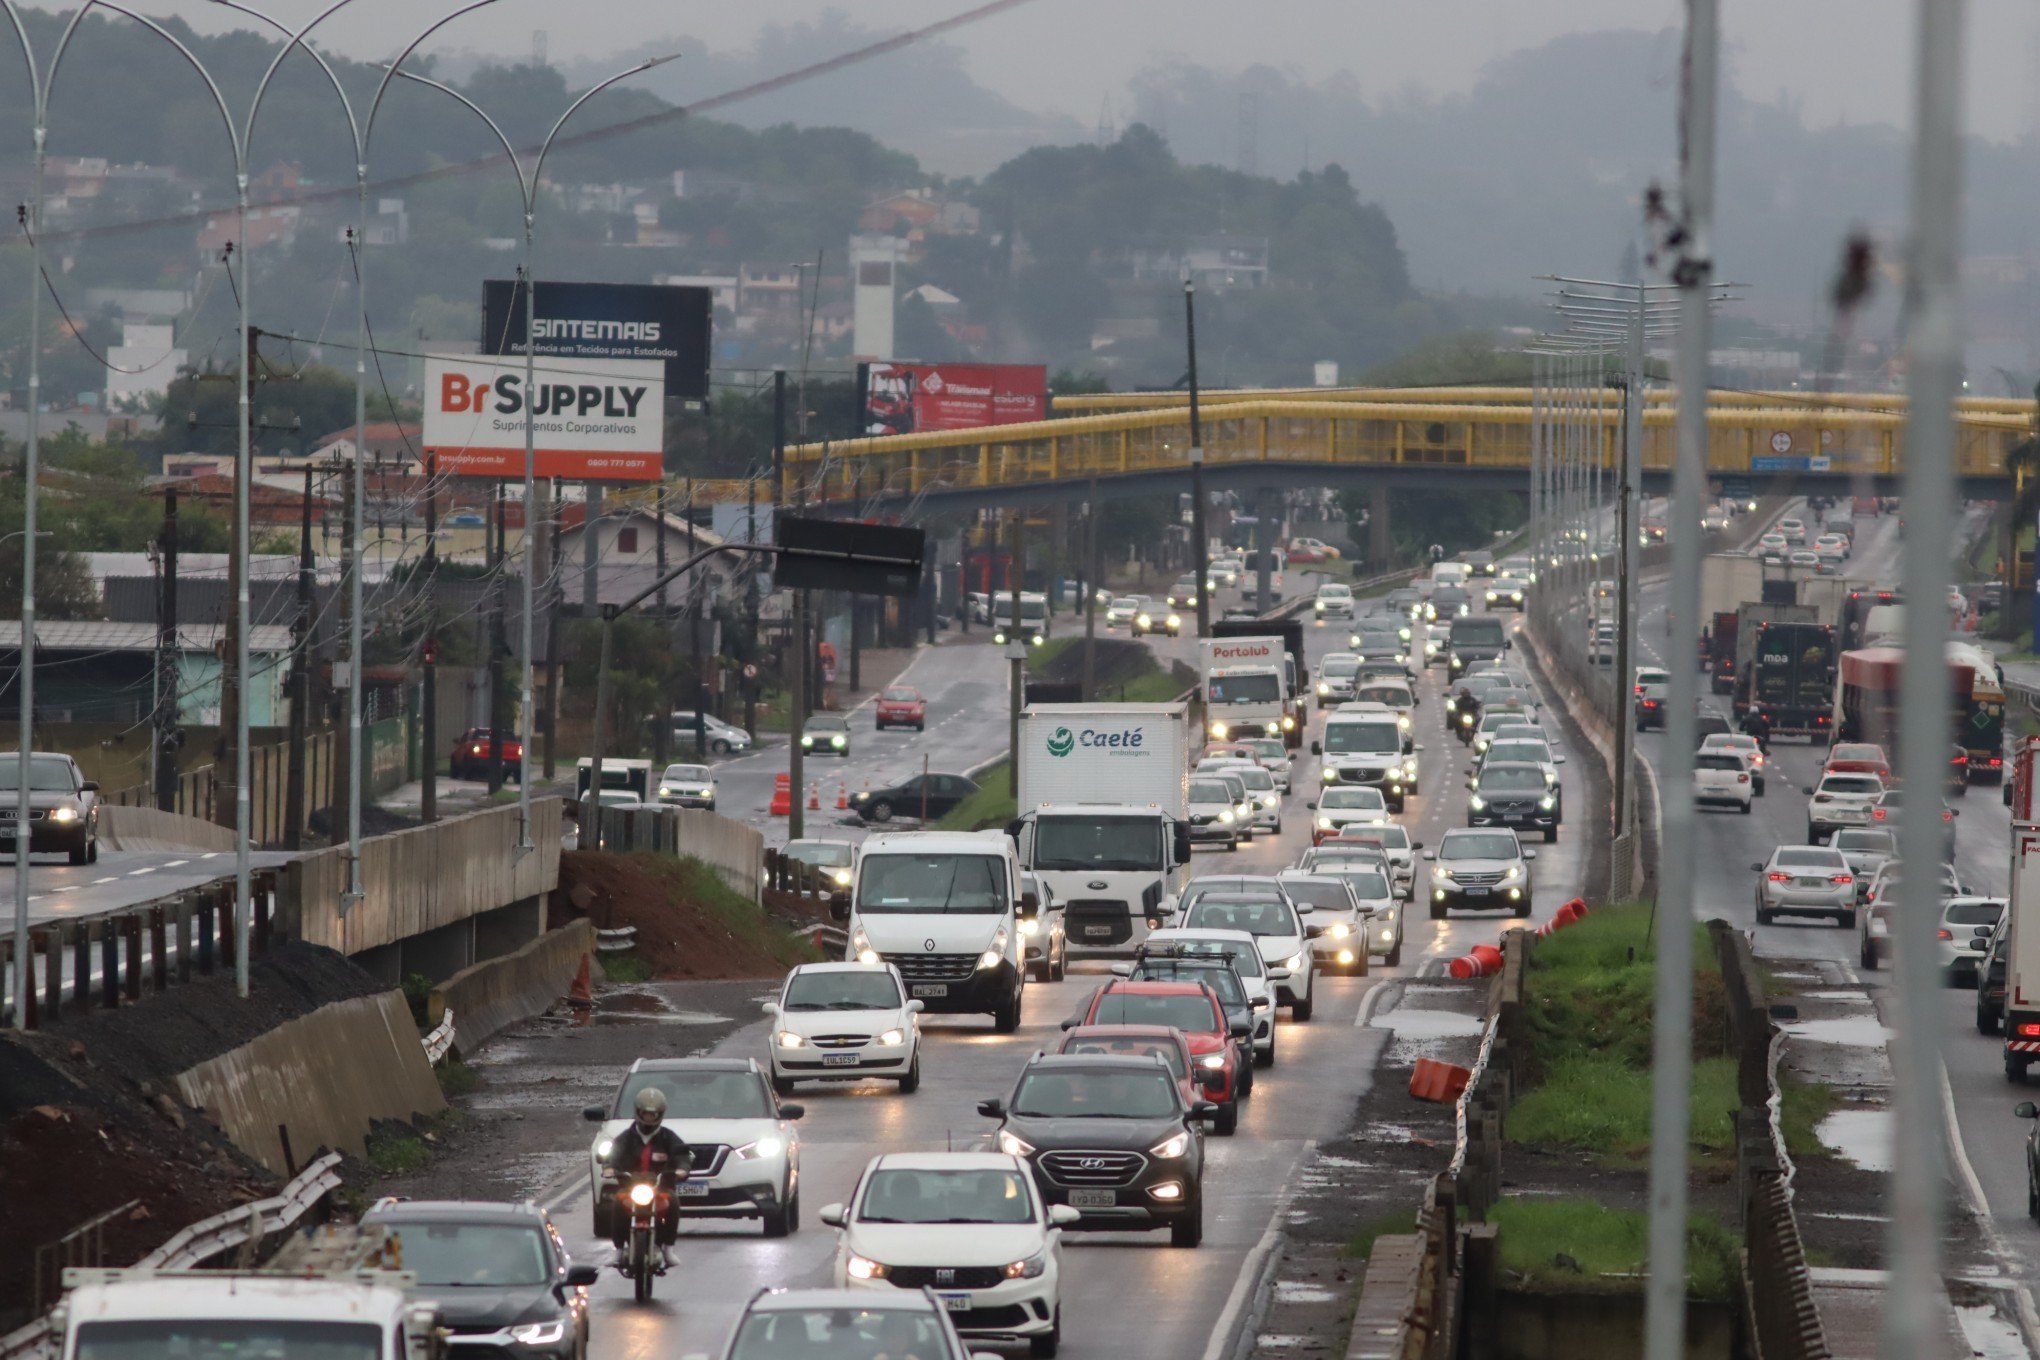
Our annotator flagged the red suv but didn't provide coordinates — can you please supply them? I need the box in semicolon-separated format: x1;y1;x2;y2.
1054;1023;1217;1112
1066;980;1244;1134
450;727;523;781
874;686;927;732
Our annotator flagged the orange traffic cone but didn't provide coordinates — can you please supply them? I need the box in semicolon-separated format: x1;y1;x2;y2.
770;773;791;817
836;781;848;811
1409;1057;1472;1104
808;780;821;811
567;954;594;1010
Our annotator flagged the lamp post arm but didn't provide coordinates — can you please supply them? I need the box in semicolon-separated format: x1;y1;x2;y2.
363;0;504;160
85;1;244;168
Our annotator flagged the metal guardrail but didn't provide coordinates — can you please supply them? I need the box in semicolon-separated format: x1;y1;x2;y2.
594;926;638;954
1;1151;344;1360
421;1010;456;1065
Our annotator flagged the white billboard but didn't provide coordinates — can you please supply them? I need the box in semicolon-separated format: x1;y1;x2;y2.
421;353;665;482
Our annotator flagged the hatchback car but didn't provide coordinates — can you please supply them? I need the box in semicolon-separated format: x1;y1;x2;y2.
0;752;101;864
874;687;927;731
1283;867;1390;969
360;1200;597;1360
1979;919;2011;1034
1805;772;1886;842
708;1289;977;1360
656;762;717;810
1700;733;1767;794
1313;583;1356;619
980;1053;1217;1246
582;1058;804;1238
764;962;924;1094
802;713;852;758
667;710;754;755
1937;897;2004;984
1310;786;1391;843
1692;750;1754;812
1185;777;1244;849
1179;893;1318;1021
1825;742;1892;780
1752;844;1855;927
822;1153;1078;1356
1320;822;1419;899
1424;828;1536;919
1105;596;1141;629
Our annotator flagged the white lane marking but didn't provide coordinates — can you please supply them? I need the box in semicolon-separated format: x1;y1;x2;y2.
198;852;219;860
1198;1136;1317;1360
91;876;119;885
127;868;156;876
162;859;188;868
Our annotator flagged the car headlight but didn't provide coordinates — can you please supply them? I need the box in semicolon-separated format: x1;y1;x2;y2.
1281;715;1296;730
1019;917;1040;936
846;1253;890;1281
833;869;852;887
659;785;676;797
1314;600;1326;612
1327;922;1351;938
1433;869;1455;885
1032;634;1046;646
1282;952;1306;972
1469;795;1486;810
877;1028;906;1047
1218;810;1234;823
1150;1131;1192;1159
979;948;1004;969
998;1129;1036;1157
1261;795;1278;808
49;806;76;824
1380;927;1396;942
1397;715;1411;730
1136;614;1151;628
1318;816;1335;829
1167;614;1181;629
831;735;845;748
800;735;813;747
994;630;1009;643
1321;768;1337;783
1401;759;1417;775
1199;1053;1227;1071
511;1323;567;1347
629;1182;657;1207
595;1138;614;1157
1005;1249;1050;1279
1503;866;1521;882
1210;721;1229;739
735;1136;785;1161
1317;682;1330;696
775;1030;807;1049
1539;796;1556;811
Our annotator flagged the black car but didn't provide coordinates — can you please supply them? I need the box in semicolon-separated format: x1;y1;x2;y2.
850;772;980;823
979;1053;1216;1247
360;1200;598;1360
1467;762;1559;842
0;752;101;864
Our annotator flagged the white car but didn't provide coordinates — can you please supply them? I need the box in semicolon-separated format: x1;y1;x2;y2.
1179;894;1317;1021
583;1057;803;1238
656;762;717;809
1186;775;1243;849
1313;583;1356;619
1937;897;2004;983
1286;866;1397;968
668;710;754;755
1588;620;1618;665
709;1289;979;1360
1777;516;1807;544
822;1152;1077;1357
1319;822;1418;898
1806;771;1886;842
1105;596;1141;629
1315;652;1362;705
1142;926;1277;1063
763;962;924;1094
1699;733;1766;794
1752;844;1855;928
1831;828;1897;899
1209;557;1245;587
1310;786;1390;841
1203;759;1282;833
1484;576;1528;609
1239;737;1293;791
1692;750;1754;812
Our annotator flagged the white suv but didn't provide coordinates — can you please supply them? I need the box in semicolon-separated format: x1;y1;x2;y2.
822;1152;1078;1358
1180;894;1318;1022
1805;771;1886;842
763;962;924;1095
583;1057;803;1238
1313;583;1356;619
1424;828;1536;919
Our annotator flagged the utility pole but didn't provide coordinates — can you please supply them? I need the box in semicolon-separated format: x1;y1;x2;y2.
215;323;260;832
284;466;313;850
1611;287;1642;876
1183;279;1210;638
1008;509;1025;774
788;587;807;839
488;479;507;794
541;479;562;781
1083;492;1099;701
421;452;439;823
653;480;671;768
154;485;180;813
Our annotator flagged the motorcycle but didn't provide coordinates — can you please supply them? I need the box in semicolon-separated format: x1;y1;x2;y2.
612;1169;684;1302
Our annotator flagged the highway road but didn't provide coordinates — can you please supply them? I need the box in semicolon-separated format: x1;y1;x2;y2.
490;569;1605;1359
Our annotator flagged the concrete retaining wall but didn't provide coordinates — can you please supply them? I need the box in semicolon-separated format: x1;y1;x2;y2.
99;804;237;854
173;989;446;1174
674;809;763;903
428;920;594;1053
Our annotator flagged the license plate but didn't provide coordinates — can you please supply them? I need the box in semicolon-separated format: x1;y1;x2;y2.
1083;925;1113;938
1463;887;1491;898
1068;1189;1115;1208
1795;878;1824;888
821;1052;859;1067
939;1293;971;1312
674;1182;708;1197
912;984;949;998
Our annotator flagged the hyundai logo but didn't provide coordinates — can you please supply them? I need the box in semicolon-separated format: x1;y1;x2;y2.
1077;1157;1111;1170
923;938;937;952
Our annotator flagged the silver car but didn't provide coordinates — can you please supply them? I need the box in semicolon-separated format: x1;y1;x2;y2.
1753;844;1856;928
1830;828;1897;900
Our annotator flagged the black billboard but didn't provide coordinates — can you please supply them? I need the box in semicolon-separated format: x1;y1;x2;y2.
481;280;712;402
776;517;926;598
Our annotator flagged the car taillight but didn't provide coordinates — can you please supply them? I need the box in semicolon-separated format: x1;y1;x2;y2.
1992;758;2004;767
1831;875;1853;886
1736;774;1748;783
1936;929;1953;940
2019;1023;2040;1039
1767;873;1790;883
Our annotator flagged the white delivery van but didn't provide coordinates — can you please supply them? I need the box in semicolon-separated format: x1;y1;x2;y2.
1011;702;1193;956
846;831;1029;1031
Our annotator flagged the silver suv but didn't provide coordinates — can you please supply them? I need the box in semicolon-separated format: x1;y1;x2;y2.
1423;827;1536;919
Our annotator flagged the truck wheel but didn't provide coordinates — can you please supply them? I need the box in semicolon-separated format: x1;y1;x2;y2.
993;987;1022;1034
1980;1006;1999;1036
1860;941;1877;970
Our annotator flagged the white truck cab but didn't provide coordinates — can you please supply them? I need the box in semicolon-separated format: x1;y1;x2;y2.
1199;637;1295;743
846;831;1028;1032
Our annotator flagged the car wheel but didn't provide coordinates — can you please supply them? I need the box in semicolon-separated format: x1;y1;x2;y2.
1755;780;1766;796
1839;911;1857;931
1430;900;1448;920
1860;941;1877;971
1543;827;1557;843
1386;936;1403;967
1256;1032;1275;1068
761;1189;795;1238
898;1049;921;1094
1291;989;1314;1023
1226;837;1239;852
1050;944;1067;983
1739;801;1751;815
1214;1100;1239;1136
1510;897;1531;919
869;801;894;823
1271;819;1282;836
916;722;926;732
2029;1173;2038;1223
68;844;88;866
1030;1310;1061;1359
1756;907;1773;926
711;739;731;755
772;1075;797;1098
993;987;1022;1034
1170;1194;1204;1248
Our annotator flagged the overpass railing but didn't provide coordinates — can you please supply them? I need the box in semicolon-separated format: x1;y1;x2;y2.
784;398;2026;502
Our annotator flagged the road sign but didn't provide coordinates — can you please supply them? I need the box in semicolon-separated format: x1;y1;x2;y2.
1769;431;1793;454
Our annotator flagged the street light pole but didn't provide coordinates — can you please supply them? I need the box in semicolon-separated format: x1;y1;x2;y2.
1184;278;1210;637
391;54;677;849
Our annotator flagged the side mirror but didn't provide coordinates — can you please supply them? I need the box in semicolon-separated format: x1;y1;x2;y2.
777;1103;805;1121
1411;840;1425;850
1019;892;1040;918
1193;1101;1222;1120
1310;741;1322;755
977;1098;1005;1119
818;1203;847;1227
1048;1204;1082;1226
1005;818;1025;839
1521;850;1537;861
1059;1018;1080;1030
1554;753;1567;764
906;998;926;1013
1304;924;1326;939
760;1001;781;1016
1174;823;1194;864
81;781;99;793
829;892;850;923
581;1105;606;1122
1229;1019;1252;1039
1421;850;1437;861
1750;862;1766;873
564;1263;602;1288
2018;1102;2039;1120
1306;800;1318;810
1803;787;1816;797
1109;963;1133;976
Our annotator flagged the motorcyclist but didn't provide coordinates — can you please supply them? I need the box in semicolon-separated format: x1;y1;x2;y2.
1742;707;1772;754
605;1087;693;1268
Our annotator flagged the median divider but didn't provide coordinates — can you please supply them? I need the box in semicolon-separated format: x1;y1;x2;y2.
427;919;597;1055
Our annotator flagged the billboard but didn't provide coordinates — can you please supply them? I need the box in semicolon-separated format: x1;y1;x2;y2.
421;354;665;482
482;280;712;401
857;361;1047;435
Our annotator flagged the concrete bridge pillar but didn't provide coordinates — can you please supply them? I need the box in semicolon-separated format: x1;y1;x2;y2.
1369;486;1393;568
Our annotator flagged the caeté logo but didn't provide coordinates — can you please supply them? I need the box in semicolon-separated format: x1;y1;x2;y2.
1046;727;1075;757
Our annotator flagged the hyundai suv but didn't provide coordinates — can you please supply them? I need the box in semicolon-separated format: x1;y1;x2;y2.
978;1053;1216;1247
1466;761;1560;842
1424;828;1536;919
360;1200;597;1360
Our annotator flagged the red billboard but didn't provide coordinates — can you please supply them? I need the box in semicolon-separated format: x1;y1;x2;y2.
859;361;1048;436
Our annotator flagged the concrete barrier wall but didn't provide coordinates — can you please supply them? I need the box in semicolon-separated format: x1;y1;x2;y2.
173;989;446;1174
284;799;562;956
99;803;237;854
674;809;763;903
428;919;594;1052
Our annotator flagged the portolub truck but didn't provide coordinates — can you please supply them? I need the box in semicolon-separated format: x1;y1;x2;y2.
1011;701;1193;956
55;1226;443;1360
1198;635;1294;744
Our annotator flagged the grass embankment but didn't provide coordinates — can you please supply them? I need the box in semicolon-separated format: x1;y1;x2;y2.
938;761;1014;832
1490;1199;1741;1302
554;850;823;979
1506;904;1831;1163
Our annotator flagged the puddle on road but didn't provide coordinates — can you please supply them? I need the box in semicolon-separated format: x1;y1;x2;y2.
1954;1303;2031;1360
1781;1016;1890;1048
1815;1107;1894;1172
1370;1008;1485;1039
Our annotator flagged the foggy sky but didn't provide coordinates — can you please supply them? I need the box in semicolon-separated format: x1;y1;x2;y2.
155;0;2040;149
